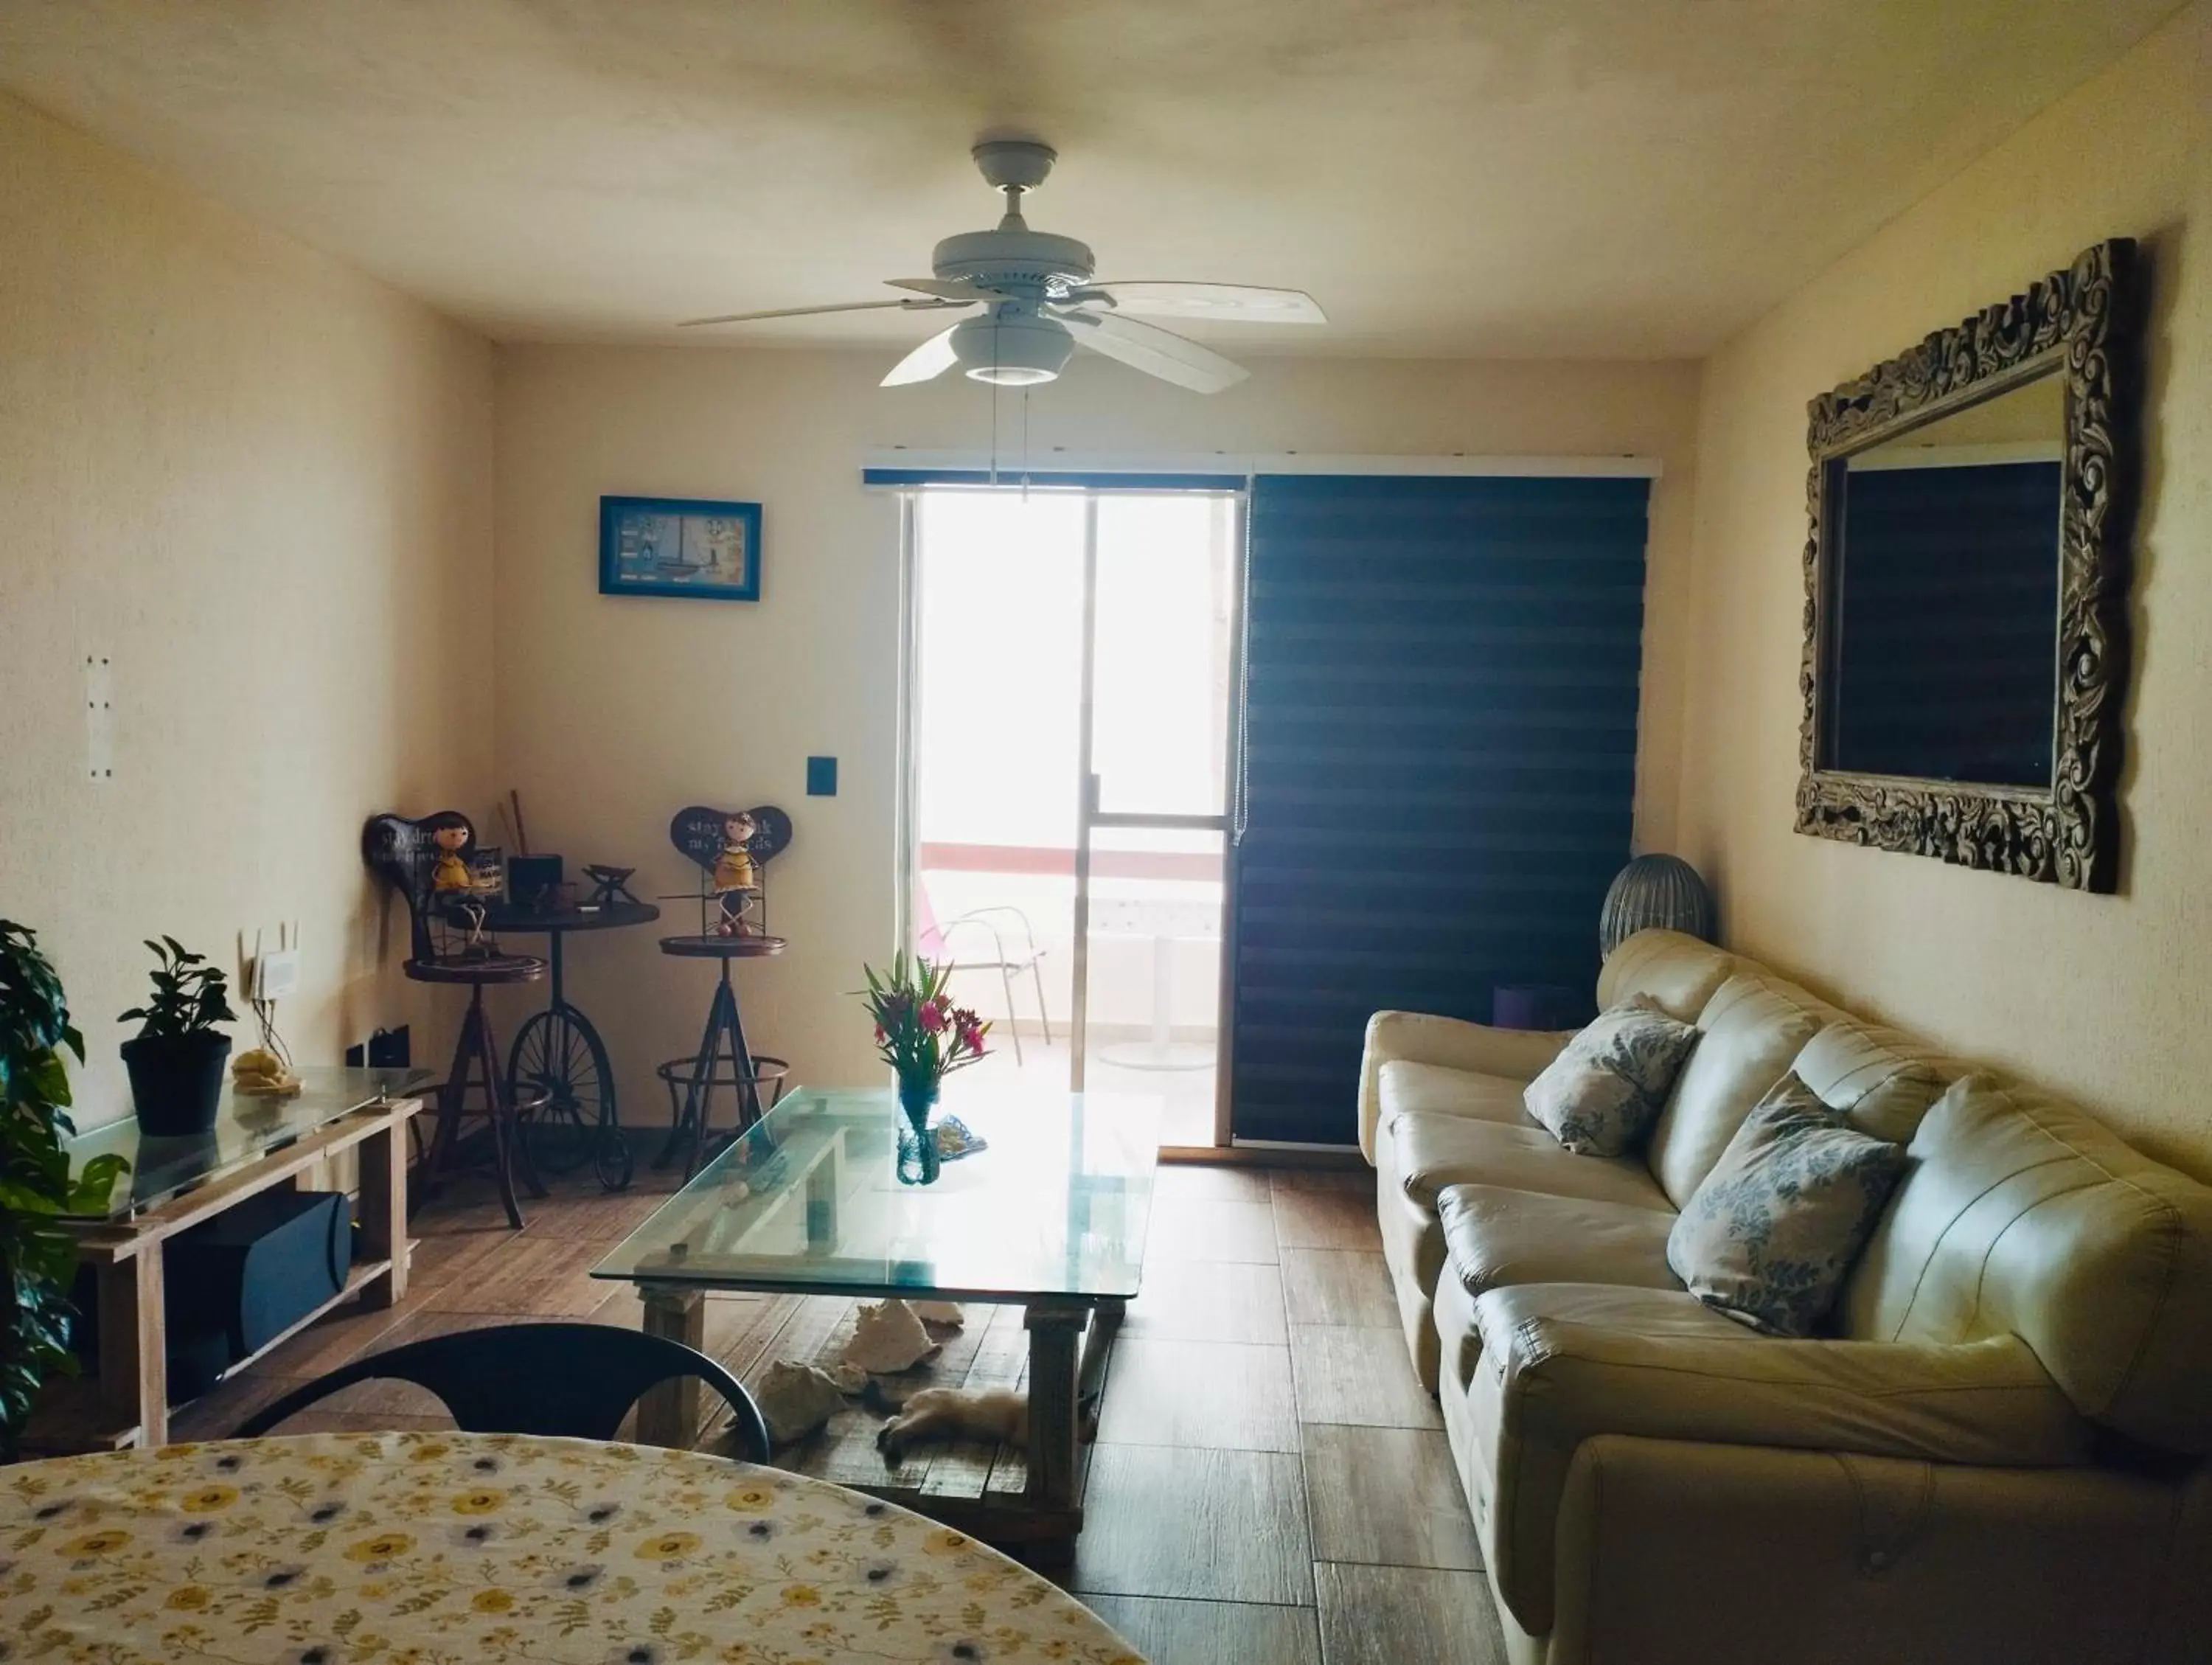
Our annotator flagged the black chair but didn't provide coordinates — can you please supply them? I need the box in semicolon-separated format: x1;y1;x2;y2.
234;1321;771;1459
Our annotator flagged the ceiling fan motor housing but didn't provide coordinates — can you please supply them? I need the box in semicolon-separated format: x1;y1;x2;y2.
931;227;1096;297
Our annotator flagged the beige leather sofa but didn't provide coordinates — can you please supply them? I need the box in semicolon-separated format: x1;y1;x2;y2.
1360;929;2212;1665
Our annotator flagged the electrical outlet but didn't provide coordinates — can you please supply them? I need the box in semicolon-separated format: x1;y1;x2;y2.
252;947;302;1001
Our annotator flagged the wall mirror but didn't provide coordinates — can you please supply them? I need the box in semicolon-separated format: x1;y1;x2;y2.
1797;238;2138;890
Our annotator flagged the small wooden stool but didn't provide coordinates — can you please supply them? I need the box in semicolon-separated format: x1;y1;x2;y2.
656;933;786;1177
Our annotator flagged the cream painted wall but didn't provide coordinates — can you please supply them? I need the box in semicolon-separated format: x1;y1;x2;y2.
493;349;1701;1109
1674;3;2212;1177
0;93;496;1125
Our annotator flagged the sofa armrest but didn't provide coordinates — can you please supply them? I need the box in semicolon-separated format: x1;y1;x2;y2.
1356;1011;1573;1163
1545;1435;2193;1665
1469;1284;2092;1636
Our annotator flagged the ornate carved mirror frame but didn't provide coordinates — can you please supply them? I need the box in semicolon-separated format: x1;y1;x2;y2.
1795;237;2138;890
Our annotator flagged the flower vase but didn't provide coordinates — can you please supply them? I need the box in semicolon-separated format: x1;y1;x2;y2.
896;1077;942;1186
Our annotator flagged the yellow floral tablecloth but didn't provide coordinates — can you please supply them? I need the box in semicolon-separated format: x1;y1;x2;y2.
0;1432;1144;1665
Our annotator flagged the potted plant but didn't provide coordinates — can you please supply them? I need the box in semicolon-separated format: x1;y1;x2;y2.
859;953;988;1184
0;921;128;1459
119;936;237;1136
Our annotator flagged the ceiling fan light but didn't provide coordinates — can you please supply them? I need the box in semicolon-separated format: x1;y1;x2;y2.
970;364;1057;386
950;312;1074;386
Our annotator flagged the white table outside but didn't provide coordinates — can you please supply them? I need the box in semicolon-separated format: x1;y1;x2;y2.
1087;893;1220;1072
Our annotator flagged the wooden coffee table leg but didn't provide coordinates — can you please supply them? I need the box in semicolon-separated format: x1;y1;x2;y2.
1023;1301;1089;1514
1077;1298;1122;1418
639;1285;706;1448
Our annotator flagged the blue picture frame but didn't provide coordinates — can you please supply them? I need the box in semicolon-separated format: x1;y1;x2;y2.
599;496;762;601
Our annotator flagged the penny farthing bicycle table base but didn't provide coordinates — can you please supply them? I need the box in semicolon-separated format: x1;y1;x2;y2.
472;899;661;1192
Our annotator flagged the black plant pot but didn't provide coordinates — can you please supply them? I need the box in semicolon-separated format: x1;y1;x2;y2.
121;1032;232;1136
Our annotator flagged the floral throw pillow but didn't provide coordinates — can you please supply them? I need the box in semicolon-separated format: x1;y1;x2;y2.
1666;1072;1909;1337
1523;998;1701;1157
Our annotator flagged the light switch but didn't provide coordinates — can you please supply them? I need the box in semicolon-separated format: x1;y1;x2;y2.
806;756;838;796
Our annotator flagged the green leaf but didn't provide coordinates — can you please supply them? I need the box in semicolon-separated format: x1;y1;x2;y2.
65;1154;128;1215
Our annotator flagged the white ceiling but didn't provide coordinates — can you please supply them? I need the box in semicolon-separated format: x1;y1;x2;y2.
0;1;2182;357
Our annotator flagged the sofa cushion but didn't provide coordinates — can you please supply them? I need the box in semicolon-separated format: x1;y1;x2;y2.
1666;1074;1907;1337
1523;1000;1701;1156
1790;1016;1953;1145
1439;1183;1680;1301
1596;928;1736;1021
1377;1059;1534;1127
1841;1074;2212;1456
1388;1113;1675;1214
1645;973;1826;1209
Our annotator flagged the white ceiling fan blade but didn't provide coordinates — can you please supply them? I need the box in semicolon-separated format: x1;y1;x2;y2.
880;323;962;386
678;298;962;327
1082;282;1326;324
887;277;1009;303
1060;310;1249;394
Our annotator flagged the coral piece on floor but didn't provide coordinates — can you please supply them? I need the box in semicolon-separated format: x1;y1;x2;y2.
841;1299;943;1374
753;1359;852;1446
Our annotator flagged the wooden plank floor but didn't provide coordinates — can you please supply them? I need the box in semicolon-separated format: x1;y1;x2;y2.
166;1151;1509;1663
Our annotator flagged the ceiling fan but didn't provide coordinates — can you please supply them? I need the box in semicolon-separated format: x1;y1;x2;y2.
678;139;1324;394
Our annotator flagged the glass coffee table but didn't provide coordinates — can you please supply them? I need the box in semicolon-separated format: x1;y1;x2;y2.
593;1082;1159;1555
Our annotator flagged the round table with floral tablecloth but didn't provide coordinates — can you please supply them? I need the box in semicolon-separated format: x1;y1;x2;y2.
0;1431;1144;1665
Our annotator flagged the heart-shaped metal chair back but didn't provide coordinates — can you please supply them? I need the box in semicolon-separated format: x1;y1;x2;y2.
669;804;792;879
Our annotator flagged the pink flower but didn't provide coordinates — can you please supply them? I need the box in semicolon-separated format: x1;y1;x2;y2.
920;998;949;1033
873;1024;886;1044
959;1025;987;1056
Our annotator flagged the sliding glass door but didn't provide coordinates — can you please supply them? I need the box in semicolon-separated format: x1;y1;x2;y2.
905;482;1242;1150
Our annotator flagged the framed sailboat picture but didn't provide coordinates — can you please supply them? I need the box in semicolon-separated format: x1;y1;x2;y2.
599;496;762;601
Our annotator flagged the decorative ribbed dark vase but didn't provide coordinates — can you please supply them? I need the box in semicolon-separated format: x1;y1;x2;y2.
1599;854;1717;958
896;1076;942;1186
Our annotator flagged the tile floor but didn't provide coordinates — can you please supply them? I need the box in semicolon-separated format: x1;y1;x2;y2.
167;1154;1509;1664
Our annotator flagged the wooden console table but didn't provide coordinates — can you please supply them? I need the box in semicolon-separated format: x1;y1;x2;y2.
25;1073;425;1455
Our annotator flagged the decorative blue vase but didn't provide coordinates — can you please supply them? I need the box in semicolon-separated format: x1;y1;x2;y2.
896;1076;942;1186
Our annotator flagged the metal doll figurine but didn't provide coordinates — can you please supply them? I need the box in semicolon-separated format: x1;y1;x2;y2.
712;809;762;936
425;811;499;956
430;818;473;897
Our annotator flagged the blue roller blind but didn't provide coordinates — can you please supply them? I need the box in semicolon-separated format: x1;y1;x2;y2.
1229;473;1652;1145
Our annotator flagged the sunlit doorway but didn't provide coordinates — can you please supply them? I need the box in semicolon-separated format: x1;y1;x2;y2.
903;483;1241;1150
